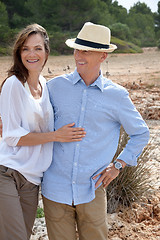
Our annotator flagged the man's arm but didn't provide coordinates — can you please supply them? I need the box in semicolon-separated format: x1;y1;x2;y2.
93;90;149;189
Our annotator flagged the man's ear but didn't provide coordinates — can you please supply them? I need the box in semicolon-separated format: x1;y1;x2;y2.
100;52;108;62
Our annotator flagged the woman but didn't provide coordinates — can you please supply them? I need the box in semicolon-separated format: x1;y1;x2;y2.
0;24;85;240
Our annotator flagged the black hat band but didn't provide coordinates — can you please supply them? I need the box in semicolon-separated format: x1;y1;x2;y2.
75;38;109;49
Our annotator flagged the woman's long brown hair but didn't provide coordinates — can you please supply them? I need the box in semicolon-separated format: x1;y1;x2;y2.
0;23;50;92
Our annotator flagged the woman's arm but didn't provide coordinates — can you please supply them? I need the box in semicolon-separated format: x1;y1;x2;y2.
17;123;86;146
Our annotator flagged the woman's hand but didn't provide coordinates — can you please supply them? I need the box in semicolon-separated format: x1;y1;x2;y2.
54;123;86;142
2;122;85;146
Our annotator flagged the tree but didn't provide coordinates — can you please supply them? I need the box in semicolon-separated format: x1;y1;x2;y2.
129;1;152;14
127;2;155;46
0;2;10;43
24;0;99;31
101;0;112;4
0;0;158;53
154;1;160;38
91;0;114;27
1;0;29;28
109;0;128;23
110;23;131;41
0;1;8;26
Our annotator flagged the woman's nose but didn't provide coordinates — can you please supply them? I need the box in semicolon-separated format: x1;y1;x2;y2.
28;49;36;55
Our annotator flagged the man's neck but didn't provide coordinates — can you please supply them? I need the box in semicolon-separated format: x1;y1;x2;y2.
79;71;100;86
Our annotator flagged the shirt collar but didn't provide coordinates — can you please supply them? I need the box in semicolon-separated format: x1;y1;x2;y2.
72;69;82;85
72;69;104;92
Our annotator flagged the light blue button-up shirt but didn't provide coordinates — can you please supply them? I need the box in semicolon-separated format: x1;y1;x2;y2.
42;69;149;205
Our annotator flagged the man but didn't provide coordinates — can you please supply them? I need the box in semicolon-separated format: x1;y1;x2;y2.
42;22;150;239
41;22;149;240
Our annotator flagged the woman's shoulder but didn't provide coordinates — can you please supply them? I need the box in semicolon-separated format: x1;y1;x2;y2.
2;75;24;96
3;75;23;88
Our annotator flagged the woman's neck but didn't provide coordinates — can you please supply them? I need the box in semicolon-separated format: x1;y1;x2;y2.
27;72;40;89
27;72;42;99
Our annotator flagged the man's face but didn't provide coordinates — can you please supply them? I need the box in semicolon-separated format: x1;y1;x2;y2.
74;49;106;79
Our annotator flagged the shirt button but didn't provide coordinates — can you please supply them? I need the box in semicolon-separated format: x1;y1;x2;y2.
77;143;79;147
74;162;77;166
73;181;75;184
81;107;84;111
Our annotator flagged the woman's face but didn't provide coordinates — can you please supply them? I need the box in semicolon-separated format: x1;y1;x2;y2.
21;33;47;74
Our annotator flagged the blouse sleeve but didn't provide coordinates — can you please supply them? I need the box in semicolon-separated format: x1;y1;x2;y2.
0;77;29;146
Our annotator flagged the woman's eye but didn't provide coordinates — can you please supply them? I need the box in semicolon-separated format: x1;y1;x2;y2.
36;48;42;50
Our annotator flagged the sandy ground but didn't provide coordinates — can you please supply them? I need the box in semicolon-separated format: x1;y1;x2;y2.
0;47;160;84
0;48;160;239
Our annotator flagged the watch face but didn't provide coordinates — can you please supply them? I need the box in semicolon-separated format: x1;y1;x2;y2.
114;161;122;170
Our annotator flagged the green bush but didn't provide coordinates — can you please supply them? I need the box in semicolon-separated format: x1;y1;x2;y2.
110;23;131;41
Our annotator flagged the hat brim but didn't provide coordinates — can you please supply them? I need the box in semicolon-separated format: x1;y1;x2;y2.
65;38;117;53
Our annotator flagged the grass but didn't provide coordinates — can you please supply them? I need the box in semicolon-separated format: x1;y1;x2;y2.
36;207;45;218
111;36;143;53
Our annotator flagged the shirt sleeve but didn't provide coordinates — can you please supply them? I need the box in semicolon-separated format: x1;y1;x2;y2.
117;90;150;166
0;77;29;146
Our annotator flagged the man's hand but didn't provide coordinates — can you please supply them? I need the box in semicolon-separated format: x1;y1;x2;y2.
0;117;2;137
93;160;126;188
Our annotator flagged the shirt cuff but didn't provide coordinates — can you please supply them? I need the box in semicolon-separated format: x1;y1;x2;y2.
118;148;138;166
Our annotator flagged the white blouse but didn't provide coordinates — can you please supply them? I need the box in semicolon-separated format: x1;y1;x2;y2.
0;75;54;185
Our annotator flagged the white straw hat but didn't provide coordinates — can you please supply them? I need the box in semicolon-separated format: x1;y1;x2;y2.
65;22;117;53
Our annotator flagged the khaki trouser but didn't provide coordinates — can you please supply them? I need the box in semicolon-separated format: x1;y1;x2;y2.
0;165;39;240
43;185;108;240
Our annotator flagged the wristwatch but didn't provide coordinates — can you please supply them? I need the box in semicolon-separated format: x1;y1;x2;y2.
113;160;123;171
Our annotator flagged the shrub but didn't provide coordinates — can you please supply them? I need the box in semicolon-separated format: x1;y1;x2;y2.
110;23;131;41
107;127;153;213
